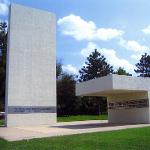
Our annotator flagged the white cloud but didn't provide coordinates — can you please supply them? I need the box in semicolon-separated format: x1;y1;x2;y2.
142;25;150;34
58;14;124;41
0;0;9;16
96;28;124;41
130;54;142;61
62;64;78;75
80;42;97;57
80;42;135;73
119;38;149;53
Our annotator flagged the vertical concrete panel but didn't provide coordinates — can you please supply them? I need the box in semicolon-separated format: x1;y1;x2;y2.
5;4;56;127
108;108;150;124
107;92;150;124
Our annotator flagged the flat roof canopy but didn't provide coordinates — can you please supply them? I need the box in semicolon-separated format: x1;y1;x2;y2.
76;74;150;97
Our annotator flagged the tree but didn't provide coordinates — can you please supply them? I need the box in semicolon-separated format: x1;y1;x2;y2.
78;49;113;114
56;59;63;79
0;22;7;111
134;53;150;77
79;49;113;82
56;60;79;116
115;67;132;76
57;73;77;116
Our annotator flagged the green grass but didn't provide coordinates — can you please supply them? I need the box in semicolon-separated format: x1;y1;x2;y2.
0;127;150;150
57;114;108;122
0;119;4;126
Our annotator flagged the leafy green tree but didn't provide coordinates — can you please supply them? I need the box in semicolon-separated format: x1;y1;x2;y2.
57;73;77;116
79;49;113;114
79;49;113;82
115;67;132;76
0;22;7;111
134;53;150;77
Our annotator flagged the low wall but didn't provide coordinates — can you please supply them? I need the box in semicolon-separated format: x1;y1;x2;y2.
7;113;56;127
108;108;149;124
107;92;150;124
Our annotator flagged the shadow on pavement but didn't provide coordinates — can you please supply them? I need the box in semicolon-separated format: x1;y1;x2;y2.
53;123;133;129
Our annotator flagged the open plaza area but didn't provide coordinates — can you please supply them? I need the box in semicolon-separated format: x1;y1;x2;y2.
0;1;150;150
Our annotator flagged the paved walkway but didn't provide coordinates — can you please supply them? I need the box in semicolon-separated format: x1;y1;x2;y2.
0;120;150;141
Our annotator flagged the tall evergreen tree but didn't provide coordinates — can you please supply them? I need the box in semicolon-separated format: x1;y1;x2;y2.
134;53;150;77
78;49;113;115
79;49;113;82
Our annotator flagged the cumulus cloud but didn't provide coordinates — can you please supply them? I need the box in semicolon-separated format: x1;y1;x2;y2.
119;38;149;53
142;25;150;34
96;28;124;41
57;14;124;41
130;54;142;61
80;42;97;57
80;42;135;73
0;0;9;16
62;64;78;75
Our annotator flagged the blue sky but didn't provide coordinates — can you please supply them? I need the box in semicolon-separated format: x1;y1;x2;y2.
1;0;150;75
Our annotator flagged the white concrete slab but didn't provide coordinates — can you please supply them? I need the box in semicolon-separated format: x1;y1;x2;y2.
76;74;150;96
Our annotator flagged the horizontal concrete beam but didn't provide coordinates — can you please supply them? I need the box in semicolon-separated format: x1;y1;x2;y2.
76;74;150;96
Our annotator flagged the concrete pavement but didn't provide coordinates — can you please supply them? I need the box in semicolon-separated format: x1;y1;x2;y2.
0;120;150;141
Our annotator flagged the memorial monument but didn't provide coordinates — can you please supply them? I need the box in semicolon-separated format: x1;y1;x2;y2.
76;74;150;124
5;4;56;127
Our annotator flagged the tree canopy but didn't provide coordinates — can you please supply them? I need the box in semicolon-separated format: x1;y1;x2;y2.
56;59;63;79
57;72;77;116
115;67;132;76
79;49;113;82
56;61;78;116
134;53;150;77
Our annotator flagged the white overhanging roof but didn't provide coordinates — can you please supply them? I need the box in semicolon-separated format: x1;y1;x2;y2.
76;74;150;96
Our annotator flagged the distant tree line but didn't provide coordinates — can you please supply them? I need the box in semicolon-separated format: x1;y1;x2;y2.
0;21;150;115
57;49;150;116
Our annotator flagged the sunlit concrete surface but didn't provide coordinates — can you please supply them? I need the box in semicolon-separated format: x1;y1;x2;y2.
5;4;56;127
0;120;150;141
76;74;150;124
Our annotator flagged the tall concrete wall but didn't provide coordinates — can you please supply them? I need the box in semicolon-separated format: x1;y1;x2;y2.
5;4;56;127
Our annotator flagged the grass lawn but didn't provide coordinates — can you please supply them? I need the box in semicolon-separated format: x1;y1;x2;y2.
0;119;4;126
0;127;150;150
57;114;108;122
